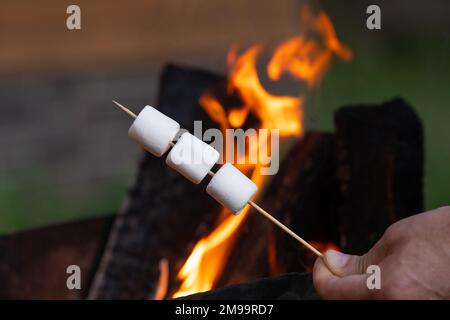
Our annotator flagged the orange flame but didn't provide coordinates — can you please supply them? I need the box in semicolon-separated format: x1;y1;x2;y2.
267;9;352;87
227;45;303;136
172;7;351;298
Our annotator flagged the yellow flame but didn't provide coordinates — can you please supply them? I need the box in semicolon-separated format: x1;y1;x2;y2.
172;7;351;298
173;167;264;298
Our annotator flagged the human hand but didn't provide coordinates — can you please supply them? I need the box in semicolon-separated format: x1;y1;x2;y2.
313;206;450;299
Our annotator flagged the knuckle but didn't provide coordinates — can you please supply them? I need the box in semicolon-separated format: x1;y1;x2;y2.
382;223;400;242
356;254;368;274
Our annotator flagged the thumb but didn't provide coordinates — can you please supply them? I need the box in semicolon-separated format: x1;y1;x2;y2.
313;257;374;299
323;250;370;277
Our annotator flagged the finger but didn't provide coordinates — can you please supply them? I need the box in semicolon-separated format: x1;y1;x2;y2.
322;250;365;276
313;257;376;299
323;248;382;277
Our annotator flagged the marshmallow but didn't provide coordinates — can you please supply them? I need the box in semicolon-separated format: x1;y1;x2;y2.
206;163;258;214
166;132;220;184
128;106;180;157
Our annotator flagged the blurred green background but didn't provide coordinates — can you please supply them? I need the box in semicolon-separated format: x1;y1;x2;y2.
1;0;449;234
316;1;450;211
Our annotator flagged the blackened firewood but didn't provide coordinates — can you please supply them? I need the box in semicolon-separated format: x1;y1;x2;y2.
88;155;222;299
88;65;234;299
0;215;114;299
183;272;318;300
262;133;340;274
218;133;339;285
334;98;423;254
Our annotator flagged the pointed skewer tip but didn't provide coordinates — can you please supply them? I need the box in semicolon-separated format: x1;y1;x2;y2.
112;100;137;118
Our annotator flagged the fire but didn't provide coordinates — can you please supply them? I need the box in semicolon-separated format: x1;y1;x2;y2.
227;45;303;136
173;167;264;298
172;7;351;298
267;9;352;87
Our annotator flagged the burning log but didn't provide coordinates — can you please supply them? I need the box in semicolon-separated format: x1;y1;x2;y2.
88;154;223;299
0;216;113;299
108;98;326;297
0;96;425;299
218;99;424;284
218;133;339;286
334;98;423;254
264;132;340;273
87;62;424;300
88;65;230;299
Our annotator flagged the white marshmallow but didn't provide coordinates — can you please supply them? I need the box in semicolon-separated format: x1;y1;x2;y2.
206;163;258;214
128;106;180;157
166;132;220;184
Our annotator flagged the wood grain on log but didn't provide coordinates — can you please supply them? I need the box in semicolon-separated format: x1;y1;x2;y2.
334;98;423;254
0;216;113;299
88;65;234;299
262;133;339;274
218;133;339;285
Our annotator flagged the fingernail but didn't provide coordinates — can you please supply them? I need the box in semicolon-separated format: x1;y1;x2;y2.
324;250;350;269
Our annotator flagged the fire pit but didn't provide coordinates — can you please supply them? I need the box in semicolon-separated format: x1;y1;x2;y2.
0;64;423;299
0;4;426;300
89;63;421;299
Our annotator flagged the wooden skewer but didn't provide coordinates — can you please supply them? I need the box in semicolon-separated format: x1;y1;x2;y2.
248;200;322;257
113;100;323;258
113;100;137;118
205;170;321;256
